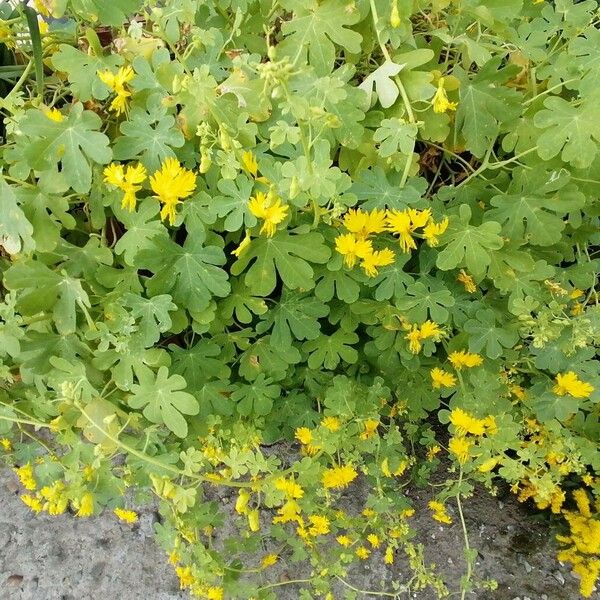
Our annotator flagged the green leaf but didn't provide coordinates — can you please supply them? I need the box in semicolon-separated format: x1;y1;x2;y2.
114;199;165;266
138;234;230;314
218;281;268;325
436;205;504;277
4;261;90;334
454;60;522;157
303;329;359;370
373;118;418;158
213;176;257;232
170;340;231;392
19;103;111;193
124;293;177;346
395;278;455;323
239;336;301;382
51;45;122;101
368;253;413;301
0;179;34;255
464;309;519;359
279;0;363;75
231;374;281;416
69;0;142;26
112;100;185;172
257;291;329;348
231;231;331;297
129;365;199;438
533;96;600;169
351;168;427;211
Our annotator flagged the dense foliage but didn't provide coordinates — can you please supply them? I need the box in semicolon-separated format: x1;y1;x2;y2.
0;0;599;597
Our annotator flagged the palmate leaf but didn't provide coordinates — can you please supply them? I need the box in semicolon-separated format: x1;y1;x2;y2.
231;231;331;297
303;329;359;370
436;205;504;278
257;291;329;348
278;0;363;75
454;60;522;157
0;180;34;255
464;309;519;359
112;100;185;172
533;96;600;169
231;374;281;416
69;0;143;26
124;293;177;346
4;260;90;335
19;103;111;193
373;118;418;158
129;365;199;438
51;45;122;102
395;278;455;323
138;234;230;314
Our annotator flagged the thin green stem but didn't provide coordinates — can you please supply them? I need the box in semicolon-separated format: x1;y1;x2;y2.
456;468;473;600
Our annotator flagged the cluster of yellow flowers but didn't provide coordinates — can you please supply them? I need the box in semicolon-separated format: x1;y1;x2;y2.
97;66;136;116
14;463;138;522
335;207;448;278
173;564;224;600
556;489;600;597
448;408;496;464
104;158;196;225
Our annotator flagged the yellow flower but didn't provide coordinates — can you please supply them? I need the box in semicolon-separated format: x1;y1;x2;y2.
206;587;224;600
14;463;37;491
308;514;330;536
21;494;43;513
232;231;252;258
104;162;147;211
261;554;278;568
273;500;302;524
448;350;483;369
457;270;477;293
360;247;395;277
175;566;195;589
553;372;594;399
75;492;94;517
432;78;457;114
321;416;341;432
355;546;371;559
419;320;444;341
426;445;441;460
335;233;373;268
275;477;304;499
39;481;68;515
422;217;449;247
114;508;139;524
405;325;422;354
384;546;394;564
449;408;488;436
150;157;197;225
322;464;358;490
44;107;63;122
386;210;416;253
343;208;387;239
34;0;54;17
428;500;452;524
448;436;472;464
430;368;456;389
360;419;379;440
367;534;381;548
97;66;135;116
337;534;352;547
248;191;289;237
0;438;12;451
241;150;258;177
407;208;431;229
294;427;313;445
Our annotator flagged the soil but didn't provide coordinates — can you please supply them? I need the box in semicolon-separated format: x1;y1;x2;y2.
0;467;593;600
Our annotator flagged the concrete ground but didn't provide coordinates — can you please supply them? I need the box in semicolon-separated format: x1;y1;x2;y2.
0;467;589;599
